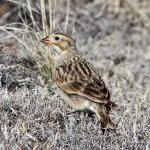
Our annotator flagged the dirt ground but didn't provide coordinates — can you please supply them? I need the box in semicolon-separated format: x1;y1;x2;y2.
0;0;150;149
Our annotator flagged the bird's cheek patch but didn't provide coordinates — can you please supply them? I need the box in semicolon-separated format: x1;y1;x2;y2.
60;41;70;50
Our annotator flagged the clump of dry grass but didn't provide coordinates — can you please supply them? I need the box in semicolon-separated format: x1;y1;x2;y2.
0;0;56;87
0;0;150;149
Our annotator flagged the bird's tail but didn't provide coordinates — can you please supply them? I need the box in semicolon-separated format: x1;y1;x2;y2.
99;105;115;130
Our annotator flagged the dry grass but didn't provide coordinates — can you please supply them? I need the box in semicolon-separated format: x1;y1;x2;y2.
0;0;150;149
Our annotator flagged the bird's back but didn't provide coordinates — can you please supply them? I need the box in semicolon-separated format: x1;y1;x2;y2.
54;53;117;108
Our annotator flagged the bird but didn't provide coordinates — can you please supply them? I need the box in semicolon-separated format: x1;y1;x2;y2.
40;32;118;132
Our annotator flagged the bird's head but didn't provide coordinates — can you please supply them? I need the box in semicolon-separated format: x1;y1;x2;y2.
40;33;77;55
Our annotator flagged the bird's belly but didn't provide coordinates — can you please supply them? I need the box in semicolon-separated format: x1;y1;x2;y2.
56;87;90;110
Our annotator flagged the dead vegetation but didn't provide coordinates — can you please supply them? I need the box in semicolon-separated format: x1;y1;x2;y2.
0;0;150;149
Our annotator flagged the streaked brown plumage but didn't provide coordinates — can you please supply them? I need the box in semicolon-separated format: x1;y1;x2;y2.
40;32;117;131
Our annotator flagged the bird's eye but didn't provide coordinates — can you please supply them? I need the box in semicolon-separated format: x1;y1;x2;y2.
55;37;60;40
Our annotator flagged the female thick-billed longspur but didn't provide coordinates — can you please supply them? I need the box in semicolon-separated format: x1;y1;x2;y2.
40;33;117;132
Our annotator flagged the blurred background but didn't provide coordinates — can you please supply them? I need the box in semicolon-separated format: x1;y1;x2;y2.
0;0;150;149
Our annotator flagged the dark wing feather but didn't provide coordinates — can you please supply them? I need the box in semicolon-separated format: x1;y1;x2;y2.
55;57;117;108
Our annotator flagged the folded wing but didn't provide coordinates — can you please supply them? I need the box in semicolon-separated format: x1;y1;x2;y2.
55;58;117;108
